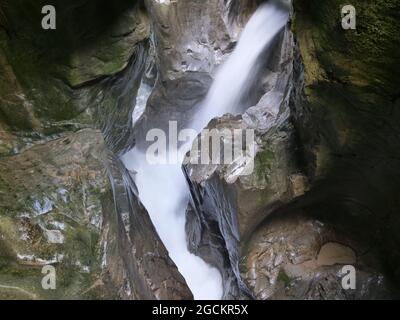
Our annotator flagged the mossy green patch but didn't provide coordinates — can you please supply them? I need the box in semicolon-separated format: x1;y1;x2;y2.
277;268;291;288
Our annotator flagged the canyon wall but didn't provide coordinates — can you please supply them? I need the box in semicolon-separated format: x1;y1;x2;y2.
0;0;191;299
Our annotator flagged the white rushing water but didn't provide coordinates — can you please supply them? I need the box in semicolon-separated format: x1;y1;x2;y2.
191;0;289;132
123;1;289;299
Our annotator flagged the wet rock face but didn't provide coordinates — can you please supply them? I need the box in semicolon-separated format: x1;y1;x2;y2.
145;0;238;82
104;158;193;300
0;128;192;300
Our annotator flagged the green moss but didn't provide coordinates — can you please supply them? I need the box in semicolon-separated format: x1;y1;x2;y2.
254;149;274;179
294;0;400;95
277;268;291;288
0;0;149;141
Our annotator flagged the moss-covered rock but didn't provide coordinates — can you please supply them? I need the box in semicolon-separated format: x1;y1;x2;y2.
0;129;117;299
0;0;149;153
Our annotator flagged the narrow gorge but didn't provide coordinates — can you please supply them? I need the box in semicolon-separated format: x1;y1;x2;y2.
0;0;399;300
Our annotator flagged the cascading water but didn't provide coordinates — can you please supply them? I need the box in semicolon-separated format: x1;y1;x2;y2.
123;1;289;299
191;0;289;132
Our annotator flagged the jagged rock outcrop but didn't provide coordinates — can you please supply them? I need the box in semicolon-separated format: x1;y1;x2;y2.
145;0;240;81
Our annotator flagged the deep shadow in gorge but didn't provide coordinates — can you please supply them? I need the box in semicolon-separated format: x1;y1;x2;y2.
184;0;400;299
3;0;142;68
289;0;400;292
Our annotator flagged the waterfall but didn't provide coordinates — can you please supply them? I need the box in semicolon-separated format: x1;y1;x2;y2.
191;0;289;132
123;1;289;299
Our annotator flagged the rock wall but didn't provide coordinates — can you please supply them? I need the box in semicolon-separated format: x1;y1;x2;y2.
0;0;192;300
134;0;244;145
289;0;400;296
